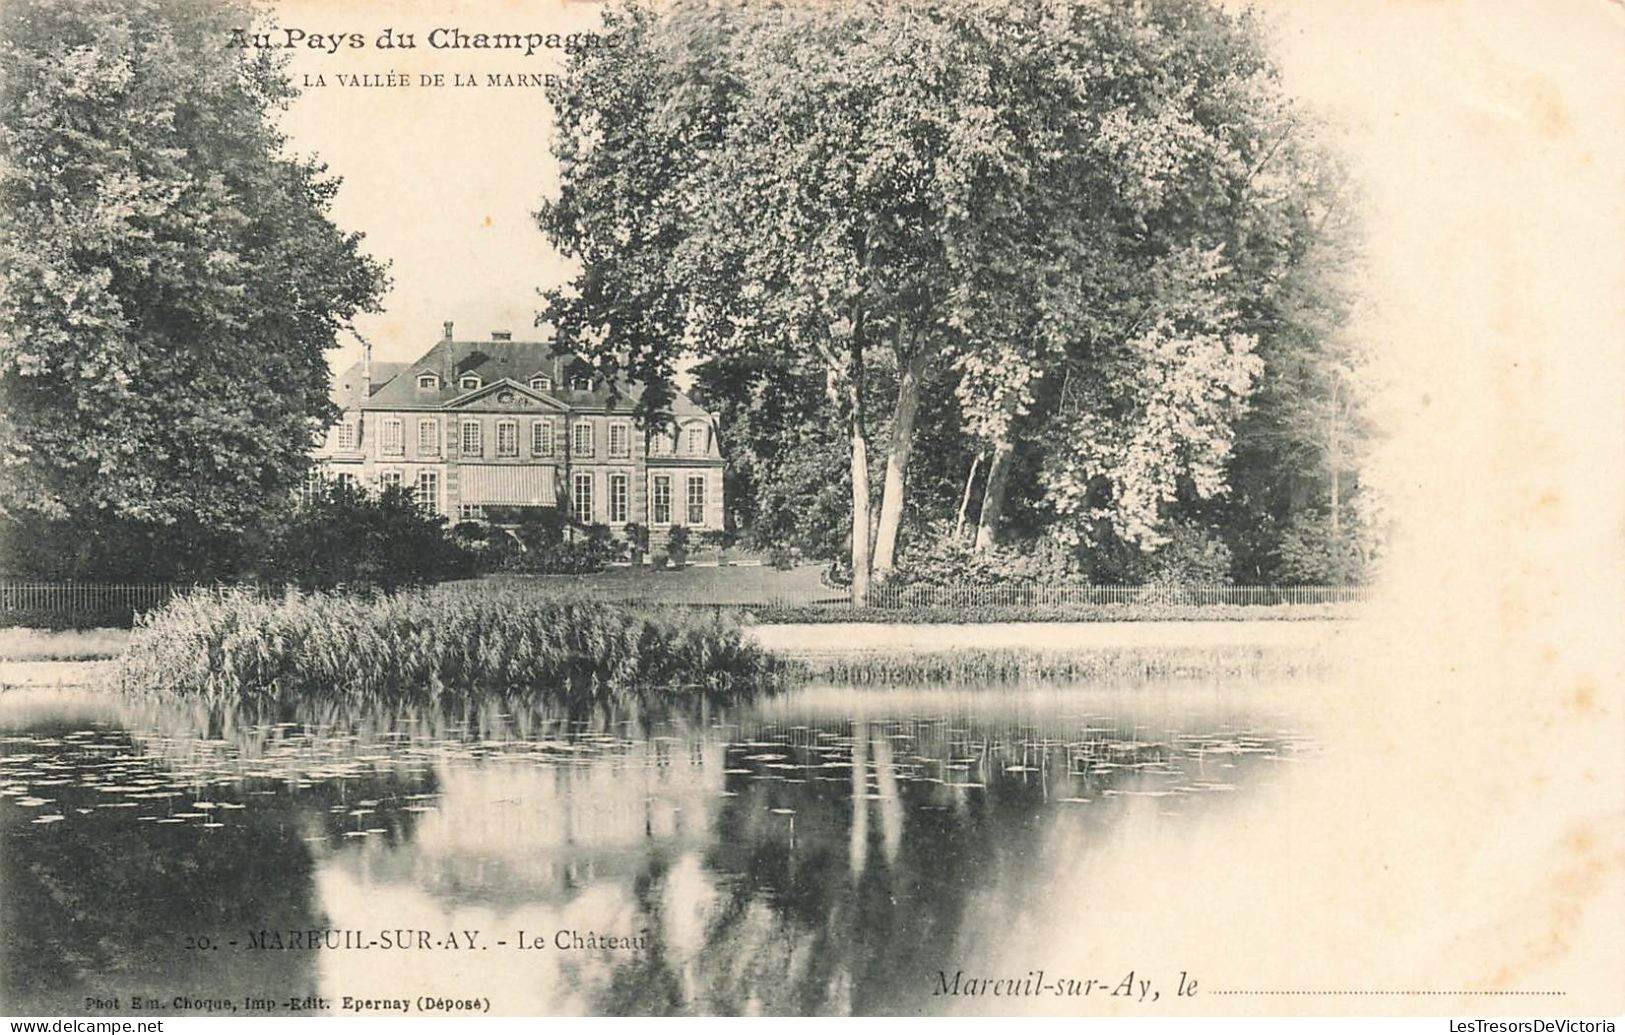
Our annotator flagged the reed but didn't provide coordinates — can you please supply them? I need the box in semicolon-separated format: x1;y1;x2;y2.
796;645;1331;684
117;586;788;706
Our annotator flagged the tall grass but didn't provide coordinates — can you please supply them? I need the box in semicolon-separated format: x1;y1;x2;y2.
117;586;788;706
798;646;1331;685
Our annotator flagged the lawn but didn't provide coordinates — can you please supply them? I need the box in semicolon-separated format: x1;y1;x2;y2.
0;627;132;661
458;563;842;606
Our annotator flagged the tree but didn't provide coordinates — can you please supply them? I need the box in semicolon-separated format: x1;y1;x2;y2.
0;0;387;579
540;0;1353;590
542;2;1019;599
936;1;1337;561
542;0;1041;596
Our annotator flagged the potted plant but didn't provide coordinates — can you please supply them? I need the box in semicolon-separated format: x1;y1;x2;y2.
623;522;649;566
666;524;690;570
584;522;617;567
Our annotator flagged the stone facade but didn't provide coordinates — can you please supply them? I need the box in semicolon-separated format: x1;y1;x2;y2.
312;323;725;534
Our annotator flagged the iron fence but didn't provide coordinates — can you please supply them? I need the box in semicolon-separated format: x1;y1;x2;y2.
860;582;1373;609
448;576;1372;610
1;577;1372;628
0;581;189;628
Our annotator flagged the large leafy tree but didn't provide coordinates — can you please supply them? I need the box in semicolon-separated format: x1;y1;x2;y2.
542;0;981;601
1214;144;1375;583
0;0;386;579
941;1;1333;559
541;0;1352;590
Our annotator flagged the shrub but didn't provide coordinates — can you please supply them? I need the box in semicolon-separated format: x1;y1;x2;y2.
453;521;523;571
478;510;619;575
666;525;691;568
623;523;650;562
584;523;620;561
504;537;611;575
493;506;568;553
1144;523;1234;586
890;532;1078;589
118;586;789;706
700;528;738;561
257;483;474;591
1275;511;1366;584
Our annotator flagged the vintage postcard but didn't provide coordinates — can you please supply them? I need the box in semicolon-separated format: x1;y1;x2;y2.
0;0;1620;1024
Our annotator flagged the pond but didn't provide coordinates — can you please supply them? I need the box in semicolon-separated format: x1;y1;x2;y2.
0;682;1315;1016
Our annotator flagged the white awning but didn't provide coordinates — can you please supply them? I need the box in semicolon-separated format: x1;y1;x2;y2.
460;465;557;505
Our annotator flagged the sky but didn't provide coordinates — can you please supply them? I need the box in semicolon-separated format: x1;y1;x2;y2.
276;0;605;365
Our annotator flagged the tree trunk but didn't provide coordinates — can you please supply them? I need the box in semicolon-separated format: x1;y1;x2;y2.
973;440;1014;552
1327;383;1343;584
872;348;929;577
846;335;871;608
849;420;872;608
952;453;982;542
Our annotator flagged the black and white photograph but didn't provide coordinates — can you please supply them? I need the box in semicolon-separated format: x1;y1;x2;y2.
0;0;1620;1023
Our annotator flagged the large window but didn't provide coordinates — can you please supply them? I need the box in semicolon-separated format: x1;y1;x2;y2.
461;420;482;457
608;473;629;523
572;472;594;523
572;420;594;457
378;469;403;492
415;470;439;514
531;419;554;456
335;471;359;490
651;475;672;525
381;418;403;455
496;420;518;457
336;421;357;450
608;421;631;458
686;475;706;526
418;418;440;456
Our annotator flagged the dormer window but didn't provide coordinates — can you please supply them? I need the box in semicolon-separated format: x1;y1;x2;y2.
417;373;439;390
570;376;593;392
684;422;708;455
529;376;553;392
459;374;481;391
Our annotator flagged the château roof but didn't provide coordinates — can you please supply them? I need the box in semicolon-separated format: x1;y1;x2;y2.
331;327;709;420
332;361;408;409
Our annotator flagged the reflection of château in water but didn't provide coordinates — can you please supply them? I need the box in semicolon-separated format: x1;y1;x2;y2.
9;688;1308;1014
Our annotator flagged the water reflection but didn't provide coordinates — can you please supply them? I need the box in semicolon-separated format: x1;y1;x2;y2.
0;684;1311;1015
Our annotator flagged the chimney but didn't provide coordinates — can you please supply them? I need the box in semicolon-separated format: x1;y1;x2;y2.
442;320;454;342
491;330;512;341
361;336;372;398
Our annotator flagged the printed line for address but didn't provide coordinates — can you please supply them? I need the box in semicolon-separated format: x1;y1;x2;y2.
1211;990;1567;997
